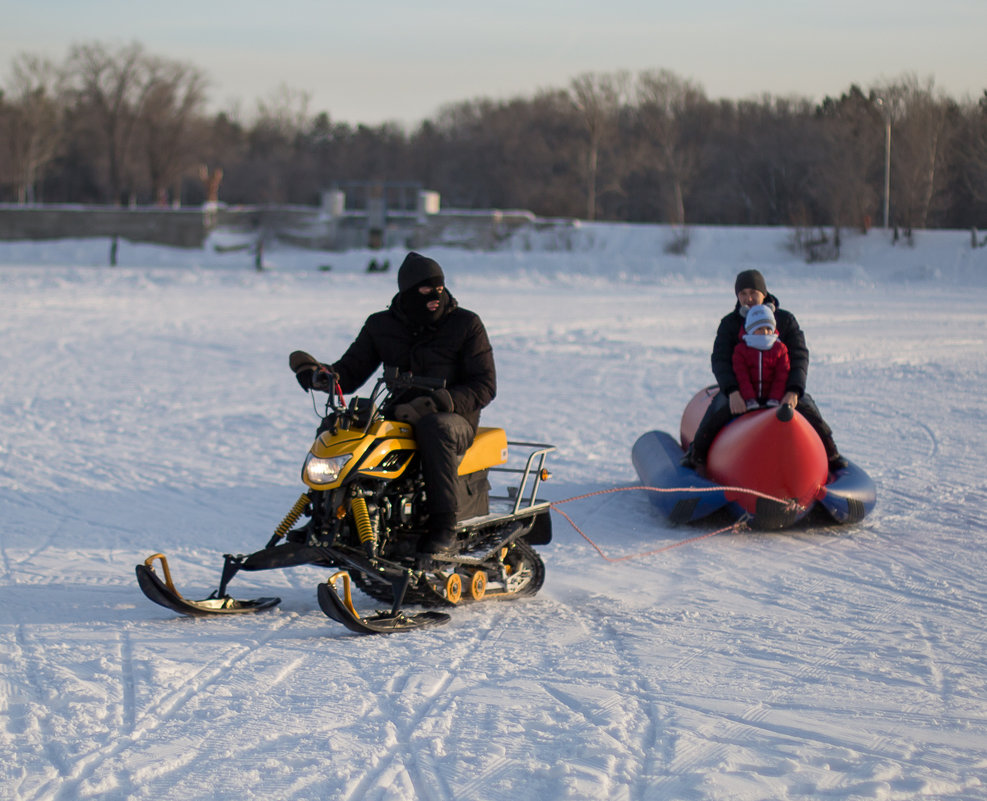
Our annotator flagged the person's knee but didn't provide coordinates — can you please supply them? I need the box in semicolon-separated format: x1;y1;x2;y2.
415;412;472;453
415;412;454;442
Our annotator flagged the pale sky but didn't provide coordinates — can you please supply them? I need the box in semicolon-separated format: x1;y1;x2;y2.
2;0;984;127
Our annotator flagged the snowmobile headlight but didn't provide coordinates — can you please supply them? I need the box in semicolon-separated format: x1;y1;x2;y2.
303;453;350;486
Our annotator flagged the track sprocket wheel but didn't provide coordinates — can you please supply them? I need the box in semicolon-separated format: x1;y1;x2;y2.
499;539;545;598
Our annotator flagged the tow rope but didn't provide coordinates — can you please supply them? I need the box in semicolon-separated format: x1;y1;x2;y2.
549;484;801;563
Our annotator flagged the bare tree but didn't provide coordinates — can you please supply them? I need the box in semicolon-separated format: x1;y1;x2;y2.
958;91;987;206
570;71;628;220
241;84;313;202
65;41;154;204
0;53;65;203
254;84;311;139
810;86;882;230
634;69;708;225
720;95;820;225
136;56;208;205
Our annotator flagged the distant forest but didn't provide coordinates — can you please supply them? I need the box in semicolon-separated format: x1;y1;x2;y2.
2;40;986;230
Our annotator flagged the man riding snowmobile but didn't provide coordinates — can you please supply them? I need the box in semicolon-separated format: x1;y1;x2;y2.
294;251;496;565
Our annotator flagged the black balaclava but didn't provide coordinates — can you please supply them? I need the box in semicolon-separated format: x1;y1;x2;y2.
397;252;448;327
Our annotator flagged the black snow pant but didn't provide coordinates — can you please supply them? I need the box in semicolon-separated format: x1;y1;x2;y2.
415;412;476;550
690;391;839;463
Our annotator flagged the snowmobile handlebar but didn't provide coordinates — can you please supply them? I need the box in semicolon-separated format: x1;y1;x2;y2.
314;368;446;432
382;366;447;392
310;370;338;393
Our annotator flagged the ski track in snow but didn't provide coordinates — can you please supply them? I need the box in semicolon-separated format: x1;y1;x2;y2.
2;228;987;800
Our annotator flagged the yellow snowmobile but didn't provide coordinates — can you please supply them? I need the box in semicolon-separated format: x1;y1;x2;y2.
136;359;554;634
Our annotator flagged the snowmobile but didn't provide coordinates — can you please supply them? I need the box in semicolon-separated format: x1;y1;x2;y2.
136;356;555;634
632;386;876;529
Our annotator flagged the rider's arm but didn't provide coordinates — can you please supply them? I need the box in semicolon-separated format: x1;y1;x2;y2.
331;319;383;395
731;346;756;401
776;310;808;398
768;345;792;402
711;314;741;396
446;316;496;417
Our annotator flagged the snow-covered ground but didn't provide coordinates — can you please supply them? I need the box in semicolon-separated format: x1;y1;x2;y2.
2;224;987;800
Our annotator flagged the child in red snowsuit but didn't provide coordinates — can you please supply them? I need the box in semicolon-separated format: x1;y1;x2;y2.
732;304;791;410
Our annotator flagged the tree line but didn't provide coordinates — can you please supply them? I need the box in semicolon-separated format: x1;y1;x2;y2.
2;40;986;230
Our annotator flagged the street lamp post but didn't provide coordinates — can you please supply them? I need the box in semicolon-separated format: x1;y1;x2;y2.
876;98;892;229
883;116;891;229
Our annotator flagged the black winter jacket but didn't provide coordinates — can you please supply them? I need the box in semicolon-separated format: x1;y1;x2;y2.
331;292;496;432
711;292;809;399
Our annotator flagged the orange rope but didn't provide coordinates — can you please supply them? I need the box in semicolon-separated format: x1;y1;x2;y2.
549;484;801;563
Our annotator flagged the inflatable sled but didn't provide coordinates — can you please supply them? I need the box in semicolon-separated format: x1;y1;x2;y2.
632;387;876;529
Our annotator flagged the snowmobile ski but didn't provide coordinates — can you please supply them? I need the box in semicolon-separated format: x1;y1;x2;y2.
317;571;450;634
136;554;280;616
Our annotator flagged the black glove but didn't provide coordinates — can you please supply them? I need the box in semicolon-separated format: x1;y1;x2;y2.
393;390;454;423
289;350;337;392
310;367;337;392
295;368;315;391
432;388;454;413
393;395;436;424
294;365;338;392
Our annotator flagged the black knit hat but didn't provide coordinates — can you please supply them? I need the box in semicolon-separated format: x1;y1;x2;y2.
397;252;444;292
735;269;767;296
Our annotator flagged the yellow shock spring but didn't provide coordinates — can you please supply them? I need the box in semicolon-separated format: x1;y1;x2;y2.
350;495;376;551
272;493;311;541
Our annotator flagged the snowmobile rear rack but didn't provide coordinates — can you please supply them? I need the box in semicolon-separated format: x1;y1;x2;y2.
499;440;555;515
455;440;555;533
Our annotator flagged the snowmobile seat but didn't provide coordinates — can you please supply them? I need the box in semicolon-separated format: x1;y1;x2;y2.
457;427;508;475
